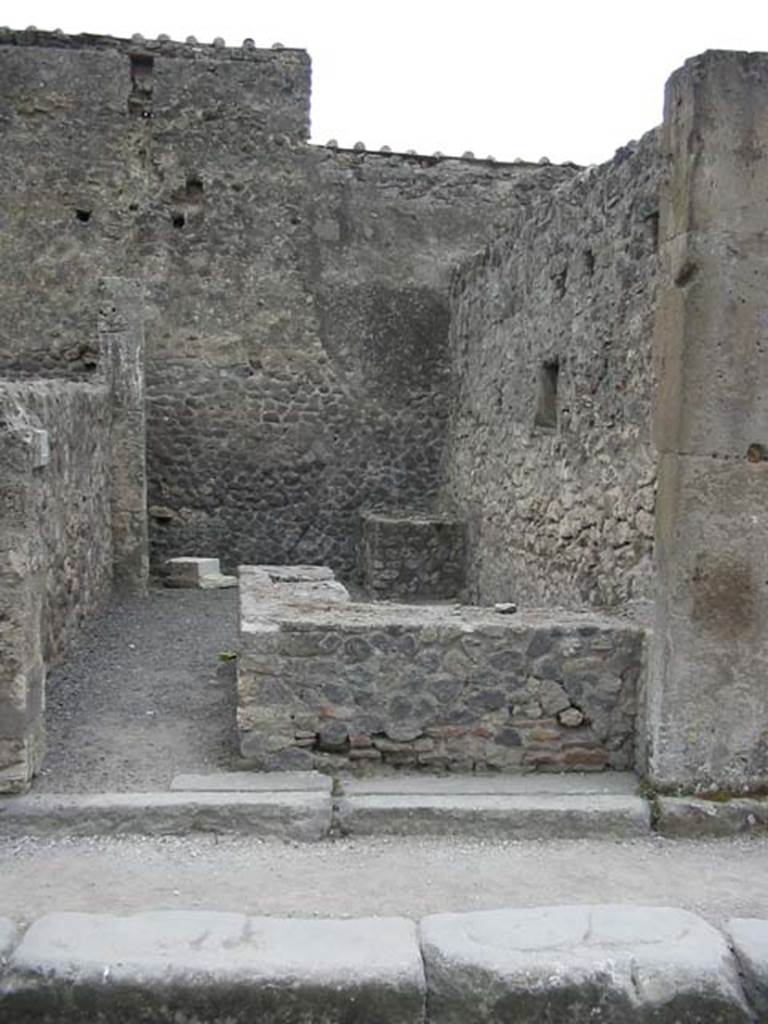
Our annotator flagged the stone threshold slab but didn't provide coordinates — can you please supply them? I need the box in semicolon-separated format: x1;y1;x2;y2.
0;907;760;1022
335;792;651;839
170;771;332;793
656;795;768;837
341;771;639;797
0;792;331;841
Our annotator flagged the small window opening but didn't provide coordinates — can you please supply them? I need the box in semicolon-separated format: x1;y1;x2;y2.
75;208;91;223
185;176;204;202
534;359;559;430
172;212;186;229
128;54;154;118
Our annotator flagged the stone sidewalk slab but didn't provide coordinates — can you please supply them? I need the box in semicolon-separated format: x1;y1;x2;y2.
420;904;752;1022
0;911;424;1024
170;770;332;793
656;795;768;837
0;791;331;841
335;793;650;839
727;918;768;1017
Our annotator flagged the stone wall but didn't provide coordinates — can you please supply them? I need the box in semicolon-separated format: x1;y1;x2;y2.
440;131;661;608
0;380;113;791
0;29;579;575
359;511;466;600
238;593;644;773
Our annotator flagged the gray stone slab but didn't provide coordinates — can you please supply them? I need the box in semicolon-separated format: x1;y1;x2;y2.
656;795;768;837
336;793;650;839
727;917;768;1018
0;792;331;841
342;771;639;797
170;771;332;793
0;911;424;1023
0;918;16;961
420;904;751;1023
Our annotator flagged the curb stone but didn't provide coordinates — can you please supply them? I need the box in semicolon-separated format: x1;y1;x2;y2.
0;907;762;1022
727;918;768;1018
419;905;753;1022
656;795;768;837
0;912;425;1024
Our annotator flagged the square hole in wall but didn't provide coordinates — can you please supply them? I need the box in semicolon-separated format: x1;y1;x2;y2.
534;359;559;430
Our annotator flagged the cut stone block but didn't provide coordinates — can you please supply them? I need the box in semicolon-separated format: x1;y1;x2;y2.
170;771;332;793
1;911;425;1024
726;917;768;1018
359;510;467;600
655;795;768;837
238;564;349;618
199;572;237;589
164;557;221;588
0;791;332;841
336;793;650;840
420;905;751;1022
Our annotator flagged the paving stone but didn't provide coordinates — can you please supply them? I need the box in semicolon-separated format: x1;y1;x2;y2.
170;771;332;793
420;905;751;1022
0;911;424;1023
0;791;331;841
656;795;768;837
335;793;650;839
726;917;768;1018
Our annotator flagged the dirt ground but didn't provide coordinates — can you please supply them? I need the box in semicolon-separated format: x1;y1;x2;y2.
36;587;239;793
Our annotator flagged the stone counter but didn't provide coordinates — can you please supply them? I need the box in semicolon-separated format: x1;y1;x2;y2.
237;589;644;773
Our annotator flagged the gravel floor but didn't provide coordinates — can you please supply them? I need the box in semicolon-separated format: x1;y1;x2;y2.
1;832;766;929
36;587;239;793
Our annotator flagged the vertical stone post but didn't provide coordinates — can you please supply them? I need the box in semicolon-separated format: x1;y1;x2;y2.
0;409;46;792
647;51;768;793
99;278;149;595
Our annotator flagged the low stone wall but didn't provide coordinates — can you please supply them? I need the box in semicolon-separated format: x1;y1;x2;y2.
237;582;644;772
359;512;466;600
0;380;113;792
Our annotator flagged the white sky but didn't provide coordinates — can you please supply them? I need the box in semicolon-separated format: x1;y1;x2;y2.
3;0;767;164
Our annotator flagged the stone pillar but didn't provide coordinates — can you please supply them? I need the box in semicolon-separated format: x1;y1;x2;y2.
99;278;149;595
0;410;46;793
647;51;768;793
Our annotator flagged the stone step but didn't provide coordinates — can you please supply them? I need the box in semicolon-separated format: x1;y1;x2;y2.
336;771;648;839
335;792;651;839
0;791;330;841
656;794;768;837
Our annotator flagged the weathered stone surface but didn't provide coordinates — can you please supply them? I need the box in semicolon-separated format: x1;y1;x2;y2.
336;793;650;839
359;511;467;600
655;795;768;838
238;598;644;773
420;905;751;1022
727;917;768;1018
646;51;768;792
0;918;16;962
0;911;425;1023
170;771;332;793
0;791;332;841
439;131;660;609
